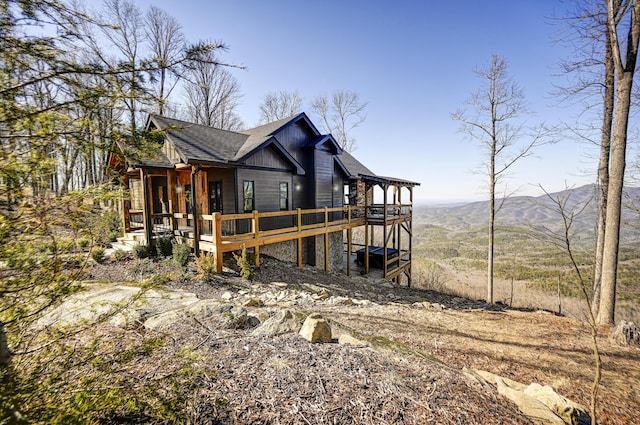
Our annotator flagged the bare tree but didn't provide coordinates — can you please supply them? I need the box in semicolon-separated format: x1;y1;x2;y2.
553;0;615;317
101;0;146;134
598;0;640;326
258;90;303;123
537;186;601;424
311;89;367;152
183;50;244;130
452;54;551;304
144;5;184;116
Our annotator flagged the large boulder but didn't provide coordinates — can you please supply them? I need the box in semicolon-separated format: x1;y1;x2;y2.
299;313;332;343
470;370;588;425
523;383;588;425
251;309;302;337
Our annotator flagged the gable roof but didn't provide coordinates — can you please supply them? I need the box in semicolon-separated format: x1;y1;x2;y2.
149;115;249;164
148;113;321;168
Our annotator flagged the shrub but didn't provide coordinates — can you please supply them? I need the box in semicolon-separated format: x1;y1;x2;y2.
156;234;174;258
112;248;129;261
94;210;122;245
172;242;191;271
195;253;217;281
128;258;156;276
233;246;254;280
90;247;107;264
133;244;151;259
76;238;90;250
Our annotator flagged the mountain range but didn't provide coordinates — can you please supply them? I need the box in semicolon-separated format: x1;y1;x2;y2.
414;184;640;241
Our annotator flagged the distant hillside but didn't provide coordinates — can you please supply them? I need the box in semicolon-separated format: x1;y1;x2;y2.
415;185;640;242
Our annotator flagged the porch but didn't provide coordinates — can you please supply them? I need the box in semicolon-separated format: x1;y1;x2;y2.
119;202;415;284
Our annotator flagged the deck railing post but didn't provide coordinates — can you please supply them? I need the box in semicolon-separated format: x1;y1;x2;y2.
297;208;302;231
253;210;260;266
214;213;223;273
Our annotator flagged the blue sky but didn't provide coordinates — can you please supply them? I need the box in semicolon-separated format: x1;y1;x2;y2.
133;0;601;202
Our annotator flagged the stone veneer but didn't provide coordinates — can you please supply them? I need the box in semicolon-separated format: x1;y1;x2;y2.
260;232;344;273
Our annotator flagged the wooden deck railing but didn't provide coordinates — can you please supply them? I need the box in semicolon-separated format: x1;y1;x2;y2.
127;204;413;275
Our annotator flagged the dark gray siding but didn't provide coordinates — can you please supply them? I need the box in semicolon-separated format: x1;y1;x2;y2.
207;168;235;214
244;144;292;171
273;121;316;165
236;169;293;212
314;149;334;207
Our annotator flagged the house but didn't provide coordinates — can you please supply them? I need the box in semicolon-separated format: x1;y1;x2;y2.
108;113;419;285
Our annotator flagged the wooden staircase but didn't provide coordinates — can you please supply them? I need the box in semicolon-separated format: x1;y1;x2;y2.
110;231;146;252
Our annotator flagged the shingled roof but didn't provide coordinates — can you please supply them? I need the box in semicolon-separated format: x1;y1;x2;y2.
136;113;399;184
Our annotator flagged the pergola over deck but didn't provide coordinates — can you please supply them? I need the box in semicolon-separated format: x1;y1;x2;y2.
353;174;418;285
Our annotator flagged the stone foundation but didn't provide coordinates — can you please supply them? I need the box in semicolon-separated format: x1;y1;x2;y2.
259;232;344;273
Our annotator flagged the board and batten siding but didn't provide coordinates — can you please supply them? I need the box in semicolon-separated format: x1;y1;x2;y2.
243;145;293;171
314;148;335;208
272;121;316;165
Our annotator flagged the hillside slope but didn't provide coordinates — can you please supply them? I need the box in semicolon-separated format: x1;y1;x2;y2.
37;257;635;425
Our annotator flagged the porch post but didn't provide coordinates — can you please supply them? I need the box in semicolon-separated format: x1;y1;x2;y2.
121;174;131;233
141;168;152;246
167;170;177;235
190;165;201;256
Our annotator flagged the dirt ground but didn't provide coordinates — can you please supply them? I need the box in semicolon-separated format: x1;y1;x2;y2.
89;256;640;424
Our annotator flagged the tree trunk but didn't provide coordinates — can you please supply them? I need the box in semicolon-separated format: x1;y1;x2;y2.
592;33;614;316
598;73;633;326
487;141;496;304
598;0;640;326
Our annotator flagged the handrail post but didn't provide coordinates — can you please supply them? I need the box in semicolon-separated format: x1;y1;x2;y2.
253;210;260;266
213;213;223;272
324;206;328;227
297;208;302;231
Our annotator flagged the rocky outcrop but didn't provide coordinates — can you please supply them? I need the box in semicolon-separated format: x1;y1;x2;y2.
251;309;302;337
466;369;589;425
299;314;332;343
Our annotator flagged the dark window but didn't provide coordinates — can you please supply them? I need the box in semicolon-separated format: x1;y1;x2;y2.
209;181;223;213
243;180;254;212
279;182;289;210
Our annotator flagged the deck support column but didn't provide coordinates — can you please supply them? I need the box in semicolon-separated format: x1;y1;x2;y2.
142;169;153;247
167;170;177;235
121;174;131;233
191;165;201;256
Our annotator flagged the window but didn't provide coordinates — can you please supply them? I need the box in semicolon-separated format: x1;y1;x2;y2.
279;182;289;210
243;180;254;212
209;181;223;213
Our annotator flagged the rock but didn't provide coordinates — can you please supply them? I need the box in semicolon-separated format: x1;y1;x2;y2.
299;313;332;343
251;309;302;336
523;383;588;425
338;333;370;347
144;299;231;330
221;291;233;301
272;282;288;289
473;370;588;425
495;378;566;425
609;321;640;346
243;298;264;307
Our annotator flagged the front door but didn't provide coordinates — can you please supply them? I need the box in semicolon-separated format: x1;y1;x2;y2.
209;181;223;213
